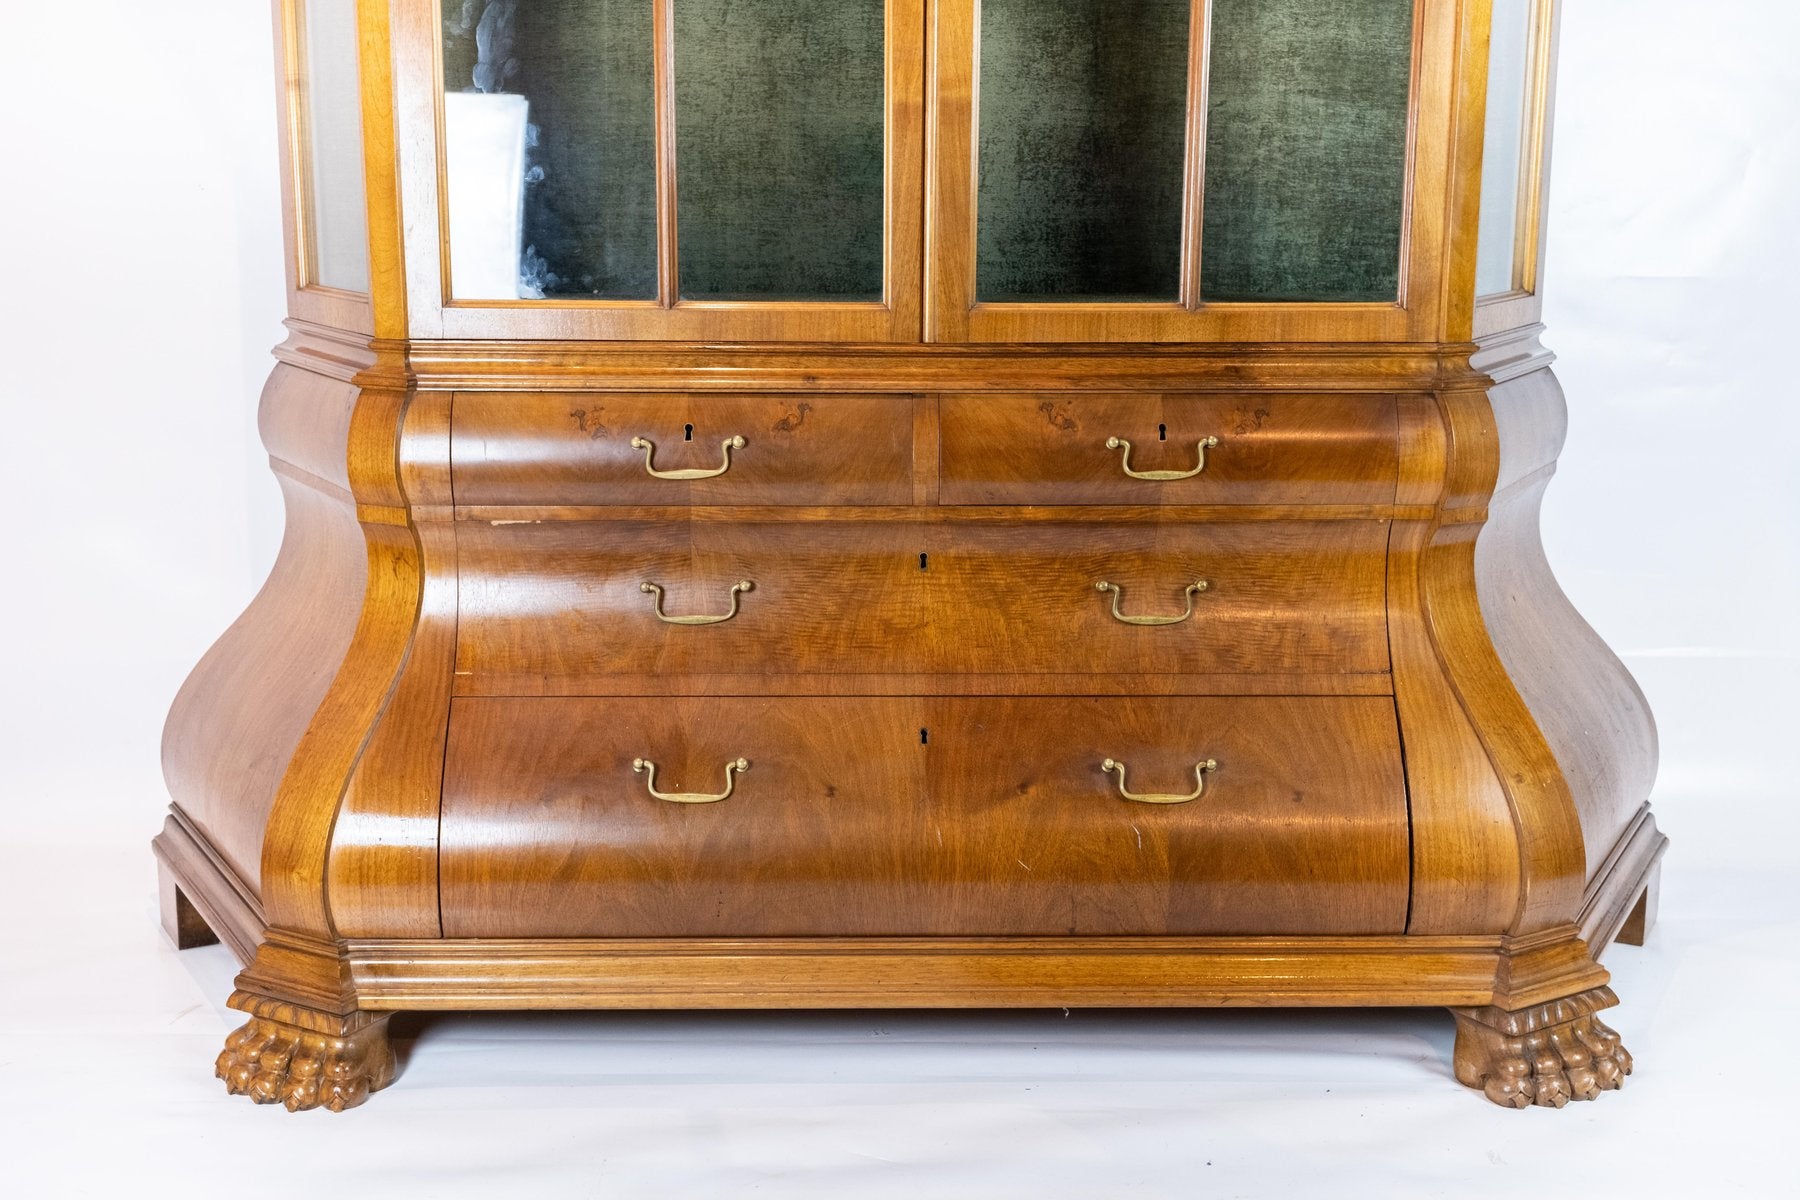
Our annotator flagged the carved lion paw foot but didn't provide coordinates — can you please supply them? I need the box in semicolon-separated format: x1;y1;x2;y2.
1452;987;1633;1109
216;1013;394;1113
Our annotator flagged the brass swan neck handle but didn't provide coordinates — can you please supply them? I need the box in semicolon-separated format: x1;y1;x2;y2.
1095;579;1209;626
630;434;746;480
640;580;754;625
632;757;750;804
1105;435;1219;481
1100;758;1218;805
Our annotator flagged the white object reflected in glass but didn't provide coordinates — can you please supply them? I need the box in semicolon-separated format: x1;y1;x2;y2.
445;92;530;300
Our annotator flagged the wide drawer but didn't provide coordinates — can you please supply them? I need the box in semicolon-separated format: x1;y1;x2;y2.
439;696;1410;937
452;392;919;506
454;519;1391;685
938;393;1399;506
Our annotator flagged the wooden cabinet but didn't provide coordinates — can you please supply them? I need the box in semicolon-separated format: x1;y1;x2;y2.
936;393;1401;506
439;696;1410;938
157;0;1663;1114
450;392;921;507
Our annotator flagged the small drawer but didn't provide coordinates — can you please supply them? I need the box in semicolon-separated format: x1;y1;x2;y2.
452;392;918;506
452;519;1391;686
938;393;1399;506
439;695;1410;937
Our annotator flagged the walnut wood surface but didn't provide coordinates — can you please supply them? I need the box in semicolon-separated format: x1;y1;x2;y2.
1452;987;1632;1109
325;390;457;938
158;861;219;952
216;994;394;1113
1473;363;1659;882
453;518;1391;684
439;695;1408;938
157;0;1664;1111
453;392;919;507
938;393;1399;506
160;363;366;892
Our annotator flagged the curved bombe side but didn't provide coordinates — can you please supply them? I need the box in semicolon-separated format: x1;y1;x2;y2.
1474;362;1660;888
151;330;1666;1113
158;360;371;907
154;332;436;1110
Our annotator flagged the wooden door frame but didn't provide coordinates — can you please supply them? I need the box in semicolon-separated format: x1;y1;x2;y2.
926;0;1463;343
389;0;927;342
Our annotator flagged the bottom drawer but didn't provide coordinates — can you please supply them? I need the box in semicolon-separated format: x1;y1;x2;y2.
440;696;1409;937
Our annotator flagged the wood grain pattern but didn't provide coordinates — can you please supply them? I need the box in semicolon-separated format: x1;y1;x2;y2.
158;805;1657;1012
324;390;457;938
157;0;1663;1112
1473;363;1659;881
938;392;1399;505
343;934;1512;1009
1578;805;1667;959
924;0;1463;343
410;341;1462;393
448;672;1396;699
390;0;926;342
1387;392;1522;934
151;810;265;967
160;363;367;893
439;695;1408;937
452;392;919;507
452;518;1392;683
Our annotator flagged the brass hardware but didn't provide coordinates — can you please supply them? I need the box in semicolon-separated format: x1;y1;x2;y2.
1106;435;1219;481
630;434;746;480
1100;758;1218;805
640;580;754;626
1094;579;1209;626
632;757;750;804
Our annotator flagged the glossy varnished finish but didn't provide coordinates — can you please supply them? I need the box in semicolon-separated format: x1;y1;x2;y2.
439;696;1409;938
161;361;367;893
452;392;920;507
157;0;1666;1111
452;518;1392;685
938;393;1400;506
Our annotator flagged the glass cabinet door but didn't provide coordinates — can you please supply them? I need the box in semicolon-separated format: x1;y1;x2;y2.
433;0;920;339
1476;0;1552;303
932;0;1431;342
292;0;371;296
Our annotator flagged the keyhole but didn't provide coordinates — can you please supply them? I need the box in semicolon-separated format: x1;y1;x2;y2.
684;423;694;441
919;552;929;570
920;728;929;745
1158;423;1167;441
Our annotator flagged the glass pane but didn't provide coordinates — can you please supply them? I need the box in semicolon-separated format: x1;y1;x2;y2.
1201;0;1414;303
441;0;658;300
976;0;1191;303
675;0;885;301
297;0;370;293
1477;0;1536;297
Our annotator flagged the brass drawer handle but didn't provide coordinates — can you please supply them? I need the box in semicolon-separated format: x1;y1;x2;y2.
630;434;746;480
1095;579;1209;626
1100;758;1218;805
1106;435;1219;481
632;757;749;804
640;580;753;626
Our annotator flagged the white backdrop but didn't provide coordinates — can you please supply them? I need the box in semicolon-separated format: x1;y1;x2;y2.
1;3;1795;1196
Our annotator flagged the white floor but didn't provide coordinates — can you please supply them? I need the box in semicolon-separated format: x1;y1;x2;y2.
2;658;1795;1199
